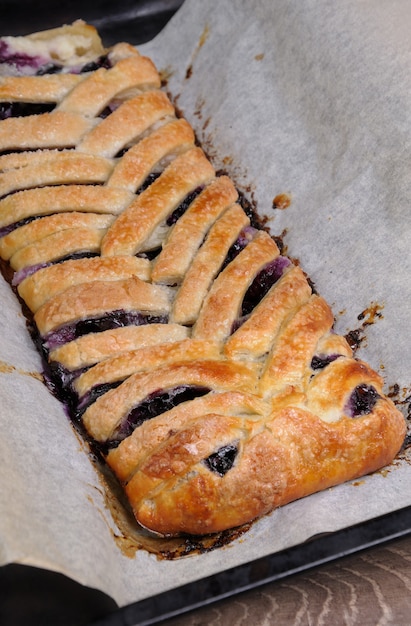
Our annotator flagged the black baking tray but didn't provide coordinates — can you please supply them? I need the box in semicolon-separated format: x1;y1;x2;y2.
0;0;184;45
1;3;410;625
93;506;411;625
1;507;410;626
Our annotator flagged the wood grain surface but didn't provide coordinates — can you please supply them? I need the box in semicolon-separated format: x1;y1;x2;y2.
162;533;411;626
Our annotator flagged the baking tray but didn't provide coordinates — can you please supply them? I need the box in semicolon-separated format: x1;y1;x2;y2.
92;506;411;625
1;507;410;625
1;3;410;625
0;0;184;45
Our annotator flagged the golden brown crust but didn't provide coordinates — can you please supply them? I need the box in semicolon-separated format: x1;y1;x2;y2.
313;331;353;362
101;147;215;256
0;151;114;198
0;23;405;538
193;230;280;342
130;399;405;536
0;185;134;228
125;413;250;533
106;391;269;484
171;202;250;324
57;55;161;117
0;74;83;103
0;212;113;261
74;338;221;398
77;90;175;157
305;357;384;422
9;226;107;271
259;294;335;396
107;118;195;192
18;255;150;312
0;112;96;153
34;276;172;336
152;175;238;285
49;323;189;371
82;359;259;442
224;264;312;360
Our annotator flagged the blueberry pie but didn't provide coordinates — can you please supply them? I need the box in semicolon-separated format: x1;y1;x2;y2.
0;21;406;536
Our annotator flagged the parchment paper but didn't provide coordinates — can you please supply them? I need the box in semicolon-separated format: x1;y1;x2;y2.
0;0;410;608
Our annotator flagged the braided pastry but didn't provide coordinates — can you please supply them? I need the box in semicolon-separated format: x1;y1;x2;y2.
0;21;405;537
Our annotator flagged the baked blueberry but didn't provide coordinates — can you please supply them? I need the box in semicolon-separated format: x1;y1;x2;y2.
345;384;380;417
166;186;204;226
310;354;340;370
241;256;291;316
204;442;239;476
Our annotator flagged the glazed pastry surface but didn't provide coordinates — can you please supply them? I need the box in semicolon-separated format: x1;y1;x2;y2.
0;21;405;536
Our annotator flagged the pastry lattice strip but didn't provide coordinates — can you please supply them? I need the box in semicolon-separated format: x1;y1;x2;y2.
0;22;405;537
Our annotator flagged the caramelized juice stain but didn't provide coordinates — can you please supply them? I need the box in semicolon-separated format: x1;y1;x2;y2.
357;301;384;326
0;358;43;381
344;301;385;354
194;96;205;120
377;467;391;478
185;23;210;80
345;328;365;352
0;361;14;374
159;65;174;86
272;192;292;210
198;24;210;48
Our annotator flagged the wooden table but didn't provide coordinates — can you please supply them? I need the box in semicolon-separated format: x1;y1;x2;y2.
161;533;411;626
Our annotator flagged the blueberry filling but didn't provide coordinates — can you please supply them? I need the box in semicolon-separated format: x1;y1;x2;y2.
0;54;112;120
166;186;205;226
241;256;291;316
42;367;74;407
57;251;99;263
0;41;47;70
74;312;167;339
12;262;50;286
136;249;161;261
43;363;90;413
98;106;115;120
79;55;111;73
108;385;211;446
221;226;256;271
35;63;63;75
0;102;56;120
345;384;380;417
136;172;161;194
12;252;100;286
75;380;124;420
230;316;250;334
203;442;239;476
229;256;291;334
0;40;111;74
43;310;168;351
0;216;38;238
48;360;87;392
237;190;260;228
310;354;341;370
